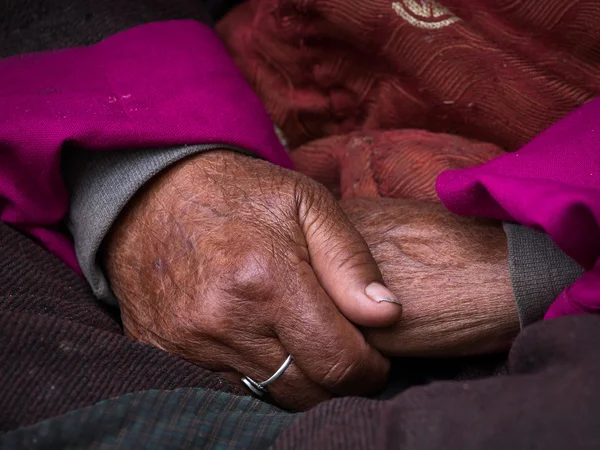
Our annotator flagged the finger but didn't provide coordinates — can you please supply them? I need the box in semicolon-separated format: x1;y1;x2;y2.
276;261;390;397
228;337;332;411
299;187;402;327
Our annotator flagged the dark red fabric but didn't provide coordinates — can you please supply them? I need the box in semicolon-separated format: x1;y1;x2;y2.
217;0;600;152
291;129;504;201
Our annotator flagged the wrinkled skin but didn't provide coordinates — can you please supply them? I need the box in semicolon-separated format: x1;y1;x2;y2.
104;151;402;411
341;198;520;357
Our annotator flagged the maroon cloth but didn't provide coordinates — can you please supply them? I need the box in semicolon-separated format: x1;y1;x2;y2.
217;0;600;151
291;129;504;201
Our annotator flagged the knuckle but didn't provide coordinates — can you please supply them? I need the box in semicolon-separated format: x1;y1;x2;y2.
225;249;277;299
319;351;369;389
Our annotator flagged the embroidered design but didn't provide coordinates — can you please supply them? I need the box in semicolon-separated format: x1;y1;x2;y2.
392;0;460;29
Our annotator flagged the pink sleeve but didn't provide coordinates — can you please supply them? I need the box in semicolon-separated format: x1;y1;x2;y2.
0;21;292;272
436;98;600;319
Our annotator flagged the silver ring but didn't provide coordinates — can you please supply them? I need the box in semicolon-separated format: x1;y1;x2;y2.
241;355;294;397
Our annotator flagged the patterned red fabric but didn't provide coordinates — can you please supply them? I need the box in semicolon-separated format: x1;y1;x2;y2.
291;130;504;201
217;0;600;153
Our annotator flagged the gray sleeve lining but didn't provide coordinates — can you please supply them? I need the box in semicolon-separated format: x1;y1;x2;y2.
63;145;220;305
504;222;584;328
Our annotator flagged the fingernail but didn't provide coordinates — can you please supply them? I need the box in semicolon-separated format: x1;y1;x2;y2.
365;282;400;305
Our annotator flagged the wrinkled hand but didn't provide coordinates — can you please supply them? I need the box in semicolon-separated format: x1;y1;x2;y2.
104;151;401;410
340;198;520;357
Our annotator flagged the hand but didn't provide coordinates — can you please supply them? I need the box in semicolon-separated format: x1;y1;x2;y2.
340;198;520;357
103;151;402;410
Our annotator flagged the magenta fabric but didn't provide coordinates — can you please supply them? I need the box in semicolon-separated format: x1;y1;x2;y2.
436;98;600;320
0;20;292;272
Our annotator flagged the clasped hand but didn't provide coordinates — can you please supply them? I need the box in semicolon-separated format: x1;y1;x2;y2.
105;151;401;410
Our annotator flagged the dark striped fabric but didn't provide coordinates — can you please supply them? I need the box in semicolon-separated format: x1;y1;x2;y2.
0;222;246;432
1;388;295;450
273;315;600;450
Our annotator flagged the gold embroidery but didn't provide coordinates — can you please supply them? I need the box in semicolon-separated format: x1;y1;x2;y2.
392;0;460;29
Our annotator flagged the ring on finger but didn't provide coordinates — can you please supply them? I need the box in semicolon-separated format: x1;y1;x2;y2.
241;355;294;397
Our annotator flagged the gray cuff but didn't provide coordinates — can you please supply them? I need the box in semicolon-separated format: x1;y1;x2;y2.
63;145;220;305
504;223;584;328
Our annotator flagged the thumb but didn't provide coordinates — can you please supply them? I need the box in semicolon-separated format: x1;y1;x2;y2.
299;187;402;327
